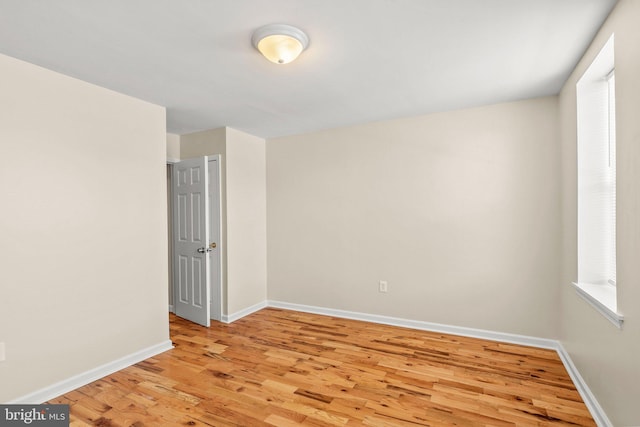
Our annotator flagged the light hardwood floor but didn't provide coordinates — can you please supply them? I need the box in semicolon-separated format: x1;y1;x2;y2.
49;308;595;426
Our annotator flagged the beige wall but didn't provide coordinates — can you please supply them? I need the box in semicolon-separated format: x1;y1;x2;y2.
0;53;169;402
267;97;561;338
166;133;180;161
559;0;640;424
179;127;267;316
180;127;226;159
226;128;268;314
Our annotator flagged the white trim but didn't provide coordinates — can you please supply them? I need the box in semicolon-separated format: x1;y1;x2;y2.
222;300;267;324
208;155;223;322
556;343;614;427
571;282;623;328
267;300;557;349
166;157;180;164
8;340;174;404
169;304;175;313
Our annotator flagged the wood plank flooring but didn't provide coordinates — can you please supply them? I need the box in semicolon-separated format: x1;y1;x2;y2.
48;308;595;426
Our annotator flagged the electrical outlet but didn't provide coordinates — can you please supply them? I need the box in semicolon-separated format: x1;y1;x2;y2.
0;342;5;362
379;281;388;293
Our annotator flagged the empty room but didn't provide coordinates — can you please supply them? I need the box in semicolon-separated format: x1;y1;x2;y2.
1;0;639;426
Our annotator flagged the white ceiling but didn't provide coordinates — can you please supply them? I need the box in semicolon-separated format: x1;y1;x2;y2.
0;0;617;138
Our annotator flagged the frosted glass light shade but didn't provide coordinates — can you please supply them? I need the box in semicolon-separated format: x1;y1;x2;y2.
252;24;309;64
257;34;303;64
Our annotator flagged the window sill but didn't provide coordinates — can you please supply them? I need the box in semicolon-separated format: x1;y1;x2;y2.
571;282;623;328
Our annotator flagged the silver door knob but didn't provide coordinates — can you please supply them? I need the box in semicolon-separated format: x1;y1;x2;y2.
197;247;212;254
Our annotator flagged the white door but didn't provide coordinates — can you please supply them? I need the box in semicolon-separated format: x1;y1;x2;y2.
172;157;210;326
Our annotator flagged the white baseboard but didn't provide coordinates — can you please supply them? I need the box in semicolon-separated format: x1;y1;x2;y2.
267;300;558;349
556;343;613;427
265;300;612;427
169;304;174;313
222;300;268;324
8;340;174;404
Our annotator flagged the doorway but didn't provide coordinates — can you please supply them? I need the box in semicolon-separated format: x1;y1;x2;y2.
167;156;222;325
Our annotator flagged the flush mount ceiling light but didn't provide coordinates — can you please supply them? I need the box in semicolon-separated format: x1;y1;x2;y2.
251;24;309;65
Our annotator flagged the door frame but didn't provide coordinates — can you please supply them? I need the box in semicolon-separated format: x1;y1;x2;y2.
167;156;223;322
207;155;223;322
166;161;177;314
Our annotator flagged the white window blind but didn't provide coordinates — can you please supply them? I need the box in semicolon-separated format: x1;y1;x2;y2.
577;35;616;288
607;71;616;286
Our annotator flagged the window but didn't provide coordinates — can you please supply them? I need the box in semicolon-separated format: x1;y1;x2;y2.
573;34;623;328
